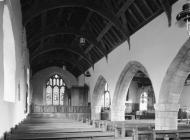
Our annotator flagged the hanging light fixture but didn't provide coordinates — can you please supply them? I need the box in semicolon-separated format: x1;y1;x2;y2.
80;37;86;46
176;0;190;36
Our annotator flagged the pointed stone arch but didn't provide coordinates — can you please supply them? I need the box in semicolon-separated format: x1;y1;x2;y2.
158;39;190;104
91;75;107;120
111;61;153;121
155;38;190;130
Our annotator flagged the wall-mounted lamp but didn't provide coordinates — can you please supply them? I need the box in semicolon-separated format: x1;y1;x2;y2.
83;71;91;87
176;1;190;36
84;71;91;77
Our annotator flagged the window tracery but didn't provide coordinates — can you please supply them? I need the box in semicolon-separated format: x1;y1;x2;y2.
46;74;66;105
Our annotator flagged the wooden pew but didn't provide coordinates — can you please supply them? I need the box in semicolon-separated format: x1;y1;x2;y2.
7;132;115;140
137;129;190;140
6;113;116;140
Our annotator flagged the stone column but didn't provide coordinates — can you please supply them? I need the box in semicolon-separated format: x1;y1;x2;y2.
91;105;102;120
154;103;180;130
111;105;126;121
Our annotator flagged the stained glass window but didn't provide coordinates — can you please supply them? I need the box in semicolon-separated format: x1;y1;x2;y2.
46;74;66;105
53;86;59;105
46;86;52;105
60;87;65;105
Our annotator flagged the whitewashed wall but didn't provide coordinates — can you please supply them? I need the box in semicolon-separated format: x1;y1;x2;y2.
78;1;188;105
0;0;29;137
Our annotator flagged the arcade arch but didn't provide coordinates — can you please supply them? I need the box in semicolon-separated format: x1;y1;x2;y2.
111;61;155;121
155;38;190;130
125;71;155;120
92;75;110;120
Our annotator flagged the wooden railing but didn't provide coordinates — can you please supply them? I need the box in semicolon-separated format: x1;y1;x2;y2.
30;105;91;113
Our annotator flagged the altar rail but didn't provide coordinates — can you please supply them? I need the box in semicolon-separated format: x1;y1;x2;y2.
30;105;91;113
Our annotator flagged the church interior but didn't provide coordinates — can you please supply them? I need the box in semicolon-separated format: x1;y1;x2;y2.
2;0;190;139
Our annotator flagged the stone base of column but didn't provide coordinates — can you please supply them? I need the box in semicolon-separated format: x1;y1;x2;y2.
91;105;102;120
154;103;180;130
111;105;125;121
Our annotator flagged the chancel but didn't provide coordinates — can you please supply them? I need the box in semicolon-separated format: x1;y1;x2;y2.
3;0;190;140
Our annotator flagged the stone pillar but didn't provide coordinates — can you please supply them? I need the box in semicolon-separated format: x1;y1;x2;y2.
91;105;102;120
111;105;125;121
154;103;180;130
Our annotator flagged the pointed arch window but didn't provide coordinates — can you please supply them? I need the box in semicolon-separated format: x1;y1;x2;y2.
140;92;148;111
46;74;66;105
104;83;110;109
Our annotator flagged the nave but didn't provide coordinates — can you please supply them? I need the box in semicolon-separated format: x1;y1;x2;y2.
3;0;190;140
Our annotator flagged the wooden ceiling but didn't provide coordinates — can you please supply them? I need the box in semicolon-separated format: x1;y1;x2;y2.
20;0;178;77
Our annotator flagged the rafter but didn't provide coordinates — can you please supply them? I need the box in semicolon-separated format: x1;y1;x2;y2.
70;13;96;71
100;40;108;62
38;12;47;55
135;4;164;32
28;25;107;59
104;33;115;48
133;3;146;20
103;0;116;14
55;8;63;27
128;8;140;25
29;27;94;50
23;0;128;38
95;0;134;50
31;60;83;76
80;11;92;31
84;26;107;57
31;55;85;73
142;0;154;15
69;11;92;53
32;44;94;66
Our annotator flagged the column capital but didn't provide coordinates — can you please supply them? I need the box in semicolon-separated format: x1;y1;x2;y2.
154;103;180;112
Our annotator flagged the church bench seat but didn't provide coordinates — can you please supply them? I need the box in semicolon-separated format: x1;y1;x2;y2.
6;113;116;140
137;129;190;139
7;132;115;140
13;128;103;134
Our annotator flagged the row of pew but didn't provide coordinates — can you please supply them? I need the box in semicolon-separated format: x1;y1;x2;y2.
3;112;190;140
94;120;190;140
4;113;127;140
137;129;190;140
